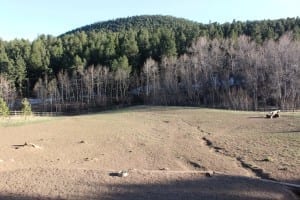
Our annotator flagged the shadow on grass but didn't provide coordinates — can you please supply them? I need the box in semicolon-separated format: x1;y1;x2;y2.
97;175;299;200
271;130;300;134
70;105;206;117
0;175;298;200
0;195;56;200
248;116;267;119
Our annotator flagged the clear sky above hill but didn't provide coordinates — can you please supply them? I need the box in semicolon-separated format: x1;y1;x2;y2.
0;0;299;41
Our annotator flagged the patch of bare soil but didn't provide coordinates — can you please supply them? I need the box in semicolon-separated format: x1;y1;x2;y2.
0;168;297;200
0;106;299;199
188;110;300;184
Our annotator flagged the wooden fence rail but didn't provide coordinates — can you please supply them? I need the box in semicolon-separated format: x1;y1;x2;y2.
8;107;299;117
9;111;63;117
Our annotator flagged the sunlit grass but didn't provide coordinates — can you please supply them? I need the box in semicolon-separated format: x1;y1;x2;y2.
0;116;59;127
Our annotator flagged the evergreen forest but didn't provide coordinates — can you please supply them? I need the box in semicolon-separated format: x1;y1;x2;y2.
0;15;300;112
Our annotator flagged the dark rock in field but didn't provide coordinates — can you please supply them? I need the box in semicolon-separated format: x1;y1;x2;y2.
109;170;128;177
159;167;169;171
205;171;214;177
118;170;129;177
266;110;280;119
278;167;288;171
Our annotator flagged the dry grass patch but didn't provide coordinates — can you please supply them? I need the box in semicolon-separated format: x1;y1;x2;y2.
0;116;58;127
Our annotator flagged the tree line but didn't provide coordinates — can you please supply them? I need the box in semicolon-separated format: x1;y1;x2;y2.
16;33;300;112
0;15;299;112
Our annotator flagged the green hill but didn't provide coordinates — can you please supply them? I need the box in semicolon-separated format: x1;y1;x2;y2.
63;15;203;34
63;15;300;42
1;15;300;111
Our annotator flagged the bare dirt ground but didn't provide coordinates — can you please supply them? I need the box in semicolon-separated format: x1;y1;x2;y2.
0;106;299;199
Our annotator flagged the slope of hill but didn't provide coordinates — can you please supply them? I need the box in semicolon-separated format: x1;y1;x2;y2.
62;15;300;41
63;15;203;35
1;15;300;110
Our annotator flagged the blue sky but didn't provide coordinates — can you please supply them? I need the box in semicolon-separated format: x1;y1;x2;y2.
0;0;299;41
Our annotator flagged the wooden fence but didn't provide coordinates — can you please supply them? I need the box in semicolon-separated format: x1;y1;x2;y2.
8;107;299;117
9;111;63;117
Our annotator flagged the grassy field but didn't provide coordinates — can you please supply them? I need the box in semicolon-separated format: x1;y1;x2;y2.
0;115;57;127
0;106;299;199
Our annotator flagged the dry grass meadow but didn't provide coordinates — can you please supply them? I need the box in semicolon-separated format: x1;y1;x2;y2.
0;106;299;199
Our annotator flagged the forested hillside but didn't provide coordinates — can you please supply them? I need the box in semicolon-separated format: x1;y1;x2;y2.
0;15;300;112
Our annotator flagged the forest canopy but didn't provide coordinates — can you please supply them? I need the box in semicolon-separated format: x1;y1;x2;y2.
0;15;299;112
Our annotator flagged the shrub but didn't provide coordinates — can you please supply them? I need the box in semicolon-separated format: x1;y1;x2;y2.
0;98;9;117
21;98;32;117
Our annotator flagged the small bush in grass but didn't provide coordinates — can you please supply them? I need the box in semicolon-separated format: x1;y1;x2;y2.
21;98;32;118
0;98;9;117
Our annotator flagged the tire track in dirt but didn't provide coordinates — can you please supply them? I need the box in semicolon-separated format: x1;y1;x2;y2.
200;135;300;198
201;134;274;180
180;119;254;176
182;118;262;178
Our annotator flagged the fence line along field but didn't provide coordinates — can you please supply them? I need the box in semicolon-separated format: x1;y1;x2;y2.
0;106;299;199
